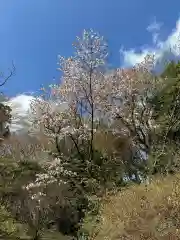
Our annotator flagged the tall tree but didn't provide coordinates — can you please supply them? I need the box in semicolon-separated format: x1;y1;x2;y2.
151;60;180;141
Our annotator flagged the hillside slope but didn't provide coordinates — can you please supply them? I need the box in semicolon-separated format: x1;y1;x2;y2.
86;174;180;239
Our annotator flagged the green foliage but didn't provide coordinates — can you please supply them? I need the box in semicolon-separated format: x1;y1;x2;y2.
161;60;180;78
0;157;42;197
148;143;180;176
0;158;35;239
0;93;12;139
0;204;29;239
150;61;180;144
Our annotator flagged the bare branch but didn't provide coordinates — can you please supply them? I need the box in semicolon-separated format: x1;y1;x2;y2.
0;61;15;87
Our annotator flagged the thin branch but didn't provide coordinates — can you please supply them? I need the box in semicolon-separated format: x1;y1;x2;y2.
0;62;15;87
69;133;85;161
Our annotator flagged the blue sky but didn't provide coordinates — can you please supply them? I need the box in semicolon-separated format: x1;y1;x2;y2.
0;0;180;98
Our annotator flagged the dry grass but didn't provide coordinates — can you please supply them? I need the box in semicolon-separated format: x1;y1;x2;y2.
92;174;180;240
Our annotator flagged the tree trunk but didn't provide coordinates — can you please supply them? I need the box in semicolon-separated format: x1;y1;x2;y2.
32;229;40;240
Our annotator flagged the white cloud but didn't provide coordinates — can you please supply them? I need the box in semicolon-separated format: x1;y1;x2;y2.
120;17;180;67
5;94;69;133
146;17;162;33
5;94;35;132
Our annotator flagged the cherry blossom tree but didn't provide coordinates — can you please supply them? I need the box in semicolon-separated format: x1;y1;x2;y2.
30;30;112;187
29;29;162;192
